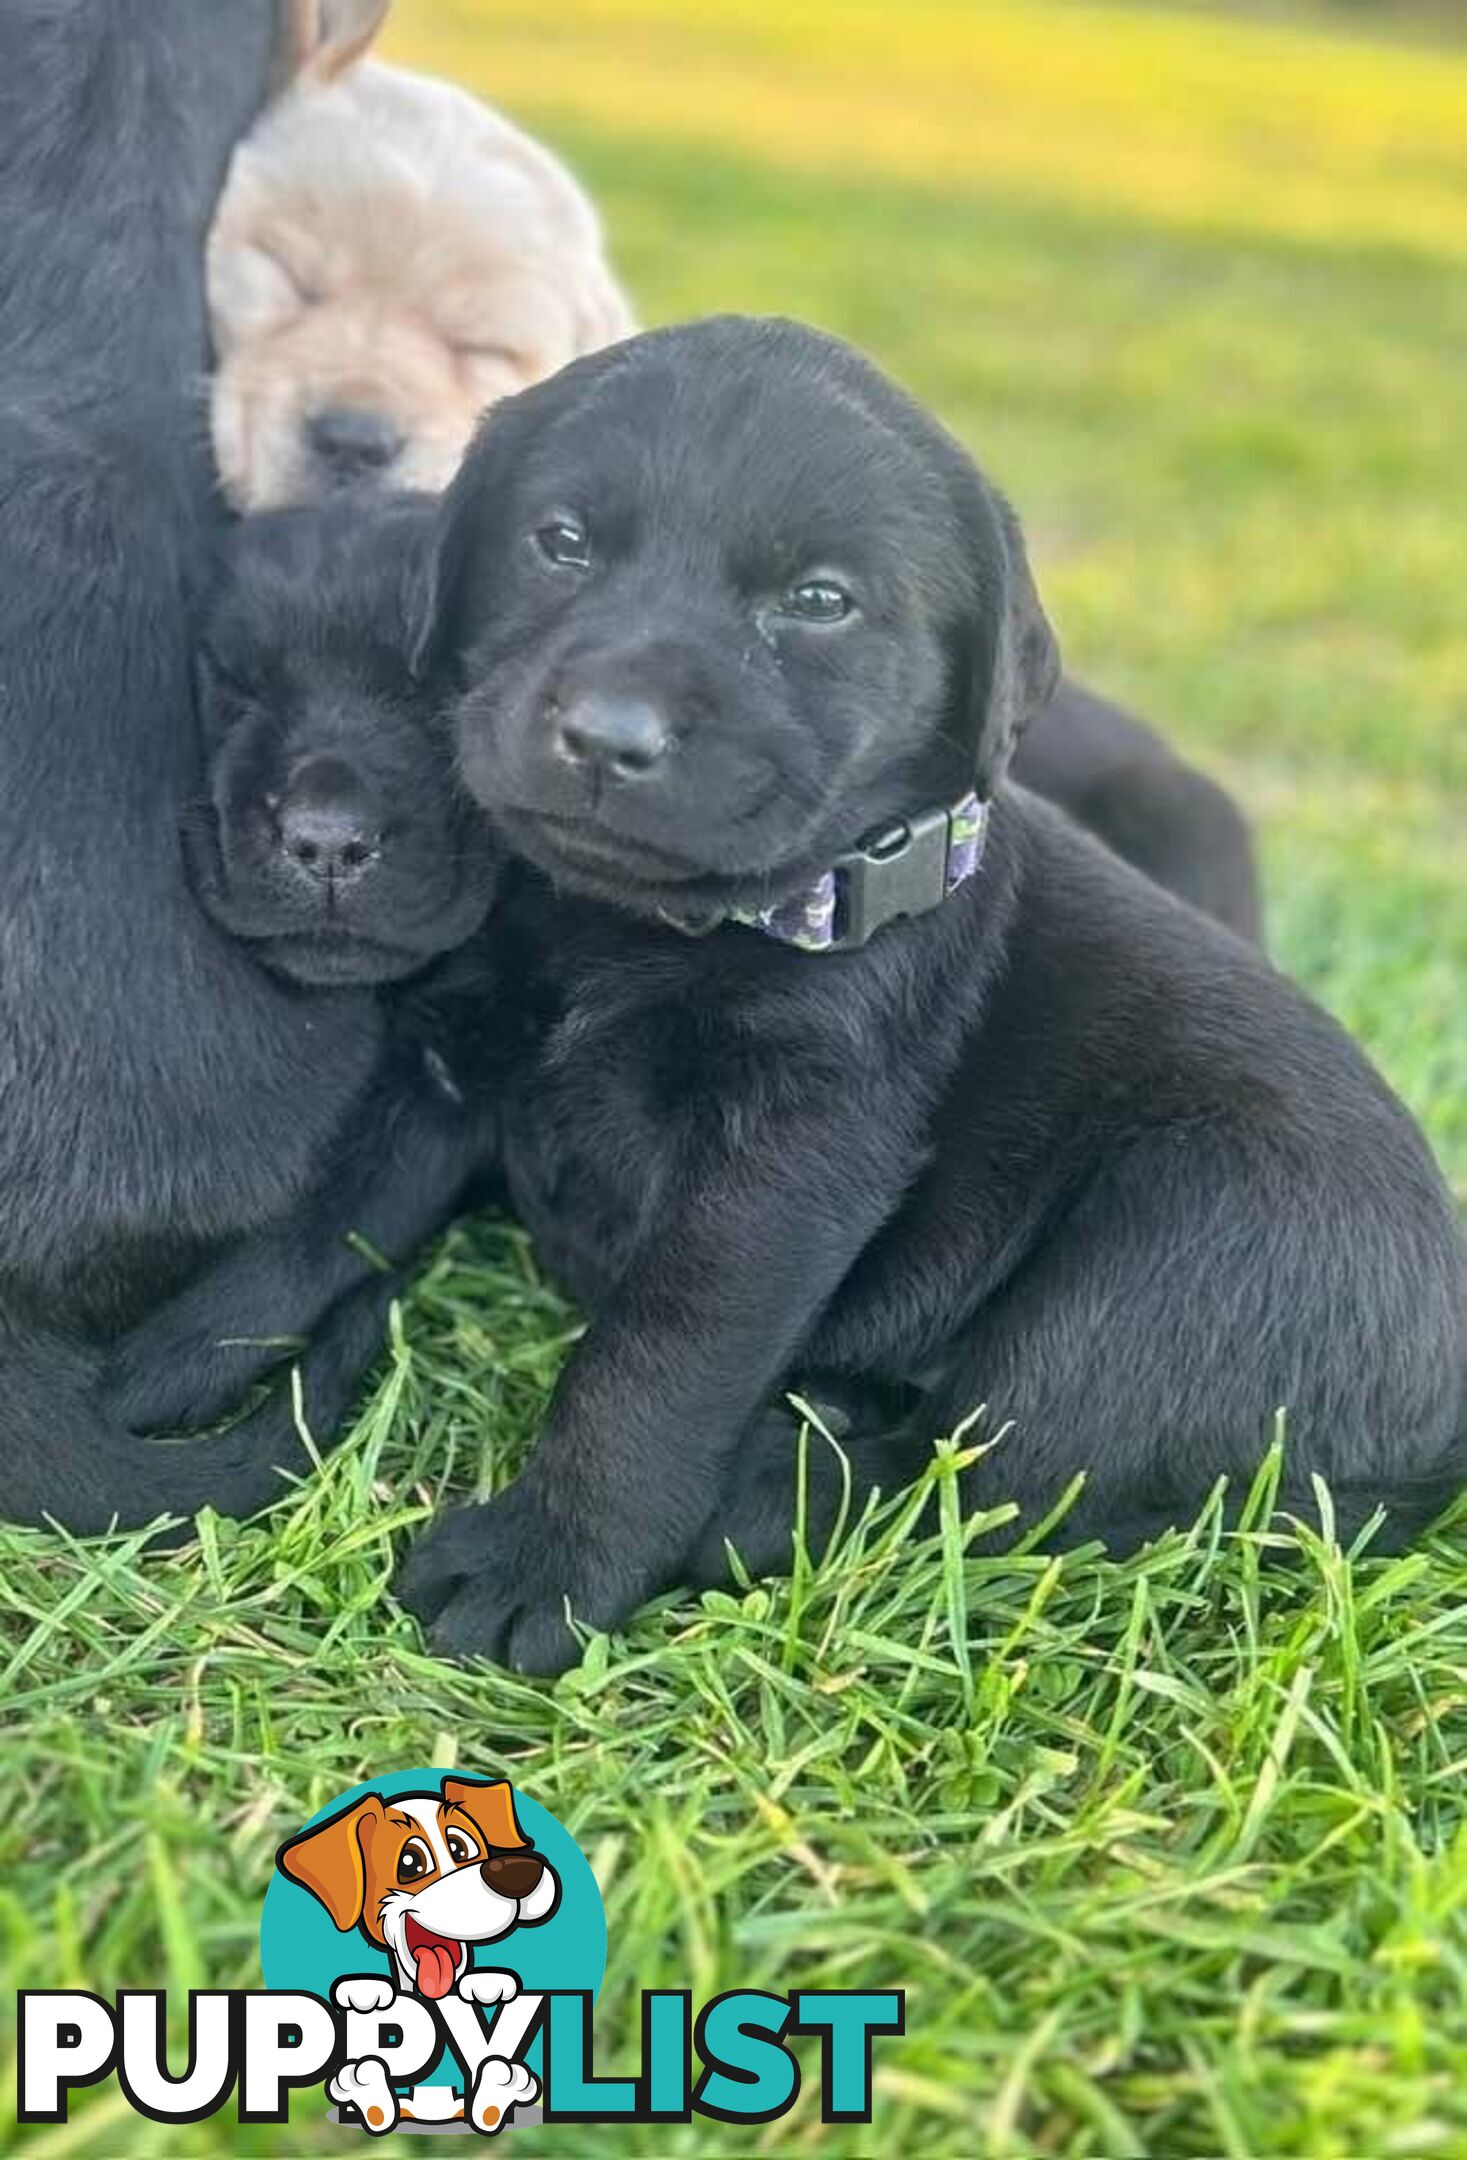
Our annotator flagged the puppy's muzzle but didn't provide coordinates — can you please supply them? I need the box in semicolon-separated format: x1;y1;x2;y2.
306;405;405;488
481;1850;546;1899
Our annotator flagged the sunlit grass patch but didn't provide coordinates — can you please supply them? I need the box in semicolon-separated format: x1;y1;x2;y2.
389;0;1467;260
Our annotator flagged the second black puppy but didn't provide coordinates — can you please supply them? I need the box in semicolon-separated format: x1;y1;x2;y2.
397;317;1465;1675
102;501;502;1440
187;496;493;990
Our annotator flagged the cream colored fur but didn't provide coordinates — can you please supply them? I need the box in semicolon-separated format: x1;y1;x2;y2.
208;57;635;507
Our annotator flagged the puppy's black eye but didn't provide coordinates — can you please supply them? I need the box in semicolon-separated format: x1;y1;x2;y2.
444;1828;480;1865
782;579;854;625
397;1838;433;1885
535;516;592;571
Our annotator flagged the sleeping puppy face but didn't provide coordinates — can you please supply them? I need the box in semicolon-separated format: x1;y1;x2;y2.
208;56;635;510
416;317;1061;928
189;495;498;986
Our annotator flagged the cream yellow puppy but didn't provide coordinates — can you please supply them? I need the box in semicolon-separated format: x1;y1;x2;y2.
209;1;633;508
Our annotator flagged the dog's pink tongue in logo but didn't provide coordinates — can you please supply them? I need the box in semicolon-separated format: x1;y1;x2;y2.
405;1918;459;1999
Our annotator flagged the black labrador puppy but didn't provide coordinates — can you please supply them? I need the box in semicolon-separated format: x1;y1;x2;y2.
384;317;1464;1674
184;499;495;991
148;490;1258;1462
101;502;501;1442
0;0;444;1530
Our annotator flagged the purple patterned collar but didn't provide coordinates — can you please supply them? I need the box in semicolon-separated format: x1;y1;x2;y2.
662;792;990;954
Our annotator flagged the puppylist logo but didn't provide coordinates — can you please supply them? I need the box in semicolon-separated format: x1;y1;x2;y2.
268;1773;577;2133
18;1769;904;2136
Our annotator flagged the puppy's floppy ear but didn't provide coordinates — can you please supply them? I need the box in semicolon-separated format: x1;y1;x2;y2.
952;471;1061;798
276;0;391;89
442;1778;530;1852
410;393;535;683
413;347;642;683
409;457;476;684
276;1794;385;1930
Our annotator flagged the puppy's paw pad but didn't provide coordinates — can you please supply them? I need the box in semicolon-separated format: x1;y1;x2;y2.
470;2054;538;2134
329;2056;398;2135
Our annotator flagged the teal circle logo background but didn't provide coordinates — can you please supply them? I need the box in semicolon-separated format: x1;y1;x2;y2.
259;1769;605;2088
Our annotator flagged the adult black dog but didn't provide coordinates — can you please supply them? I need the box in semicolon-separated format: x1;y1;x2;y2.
0;0;420;1529
384;316;1465;1675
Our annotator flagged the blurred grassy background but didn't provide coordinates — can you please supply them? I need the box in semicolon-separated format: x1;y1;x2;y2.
389;0;1467;1189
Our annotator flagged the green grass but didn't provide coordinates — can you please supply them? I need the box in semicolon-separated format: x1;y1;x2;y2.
4;3;1465;2154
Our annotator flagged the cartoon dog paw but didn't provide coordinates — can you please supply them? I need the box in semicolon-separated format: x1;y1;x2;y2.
333;1975;398;2016
469;2055;538;2135
457;1968;520;2007
329;2056;399;2135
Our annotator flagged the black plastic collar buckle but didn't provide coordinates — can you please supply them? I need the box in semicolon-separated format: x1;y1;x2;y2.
830;803;954;951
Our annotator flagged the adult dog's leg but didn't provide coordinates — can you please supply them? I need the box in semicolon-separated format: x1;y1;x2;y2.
0;5;387;1535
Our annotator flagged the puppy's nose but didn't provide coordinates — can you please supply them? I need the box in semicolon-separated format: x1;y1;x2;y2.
275;756;383;883
481;1850;545;1900
554;693;670;779
306;404;404;479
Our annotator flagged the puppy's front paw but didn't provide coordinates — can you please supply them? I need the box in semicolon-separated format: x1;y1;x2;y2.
329;2057;398;2135
396;1486;632;1676
457;1968;519;2007
470;2055;538;2135
103;1325;292;1436
334;1975;398;2016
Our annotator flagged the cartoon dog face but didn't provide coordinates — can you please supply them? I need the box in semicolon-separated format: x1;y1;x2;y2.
278;1779;560;2000
208;30;634;510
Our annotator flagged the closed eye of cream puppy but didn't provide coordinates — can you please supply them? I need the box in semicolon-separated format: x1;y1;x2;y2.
208;41;634;509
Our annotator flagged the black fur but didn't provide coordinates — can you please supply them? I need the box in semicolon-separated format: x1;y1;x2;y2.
101;504;502;1442
390;317;1465;1674
0;2;397;1528
187;498;498;989
1015;679;1262;942
156;492;1258;1462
